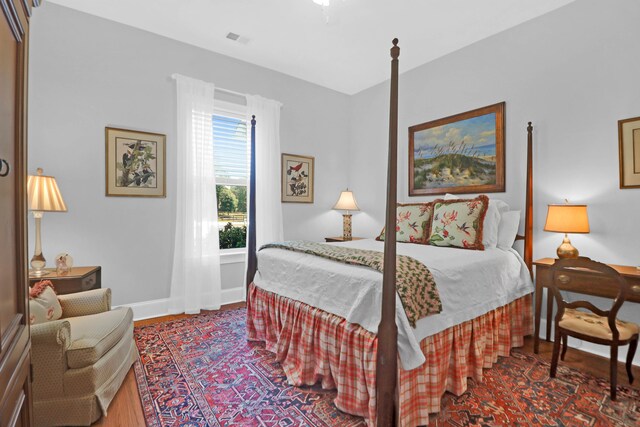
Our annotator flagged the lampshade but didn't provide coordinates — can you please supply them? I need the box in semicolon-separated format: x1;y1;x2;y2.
333;190;359;211
27;168;67;212
544;204;589;234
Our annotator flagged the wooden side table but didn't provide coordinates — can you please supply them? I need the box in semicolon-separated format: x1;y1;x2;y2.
29;266;102;295
533;258;640;353
325;237;365;243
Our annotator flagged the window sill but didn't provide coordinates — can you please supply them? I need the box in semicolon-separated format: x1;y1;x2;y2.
220;249;246;265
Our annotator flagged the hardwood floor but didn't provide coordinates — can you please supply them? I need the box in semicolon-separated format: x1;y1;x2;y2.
92;307;640;427
92;369;146;427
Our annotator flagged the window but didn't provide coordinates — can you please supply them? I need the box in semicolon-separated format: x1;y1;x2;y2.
213;102;248;250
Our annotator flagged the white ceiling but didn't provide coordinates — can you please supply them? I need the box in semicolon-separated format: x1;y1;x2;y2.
47;0;575;95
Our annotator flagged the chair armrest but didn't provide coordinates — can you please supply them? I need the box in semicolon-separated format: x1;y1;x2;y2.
31;319;71;347
31;320;72;399
59;288;112;318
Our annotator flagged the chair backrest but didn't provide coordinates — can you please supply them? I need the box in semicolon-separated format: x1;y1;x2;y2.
548;257;630;341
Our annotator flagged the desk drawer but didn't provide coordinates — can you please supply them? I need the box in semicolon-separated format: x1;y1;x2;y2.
29;267;102;295
540;267;640;302
81;273;97;290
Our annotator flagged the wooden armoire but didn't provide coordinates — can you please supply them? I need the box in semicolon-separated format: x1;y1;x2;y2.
1;0;39;425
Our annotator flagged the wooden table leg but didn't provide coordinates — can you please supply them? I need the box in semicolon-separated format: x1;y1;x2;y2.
534;278;542;354
546;288;553;342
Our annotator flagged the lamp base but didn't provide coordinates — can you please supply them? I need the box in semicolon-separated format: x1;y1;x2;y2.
342;213;352;240
30;254;47;277
557;234;579;259
31;211;47;276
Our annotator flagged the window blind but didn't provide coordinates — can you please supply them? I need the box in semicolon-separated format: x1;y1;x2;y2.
213;114;248;186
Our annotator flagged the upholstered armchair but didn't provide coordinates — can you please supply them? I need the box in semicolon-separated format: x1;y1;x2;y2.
30;288;138;426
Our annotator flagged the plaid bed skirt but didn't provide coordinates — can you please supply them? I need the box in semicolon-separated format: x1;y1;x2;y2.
246;283;533;427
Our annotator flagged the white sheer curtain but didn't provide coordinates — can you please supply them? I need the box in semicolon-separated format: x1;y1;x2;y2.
169;74;221;314
246;95;284;248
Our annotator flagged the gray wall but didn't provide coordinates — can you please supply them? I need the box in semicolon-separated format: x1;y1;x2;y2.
29;0;640;343
28;3;350;305
349;0;640;341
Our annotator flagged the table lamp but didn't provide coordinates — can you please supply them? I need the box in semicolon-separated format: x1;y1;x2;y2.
333;189;359;240
27;168;67;277
544;202;589;259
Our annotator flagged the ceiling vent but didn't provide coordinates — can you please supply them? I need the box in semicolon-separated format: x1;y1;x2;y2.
226;32;250;45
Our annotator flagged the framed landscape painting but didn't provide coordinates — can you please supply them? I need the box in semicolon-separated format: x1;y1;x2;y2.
105;127;166;197
281;153;314;203
409;102;505;196
618;115;640;189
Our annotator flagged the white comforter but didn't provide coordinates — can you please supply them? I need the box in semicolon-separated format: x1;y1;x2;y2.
254;239;533;370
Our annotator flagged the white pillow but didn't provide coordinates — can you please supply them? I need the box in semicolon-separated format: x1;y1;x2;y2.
442;194;506;249
497;210;521;249
491;199;510;214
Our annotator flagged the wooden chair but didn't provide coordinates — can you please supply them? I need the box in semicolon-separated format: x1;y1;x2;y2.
548;257;639;400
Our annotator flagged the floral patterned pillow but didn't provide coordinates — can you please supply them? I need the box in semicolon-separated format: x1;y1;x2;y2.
427;195;489;250
29;280;63;325
377;203;433;244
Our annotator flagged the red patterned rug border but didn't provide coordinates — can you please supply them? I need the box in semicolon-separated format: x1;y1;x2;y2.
161;324;220;425
134;359;160;427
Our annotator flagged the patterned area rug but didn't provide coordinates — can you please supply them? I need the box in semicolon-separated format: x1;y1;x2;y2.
133;308;639;427
134;308;364;426
433;350;640;427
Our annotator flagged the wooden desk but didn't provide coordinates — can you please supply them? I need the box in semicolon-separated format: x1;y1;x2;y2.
324;237;364;242
533;258;640;353
29;266;102;295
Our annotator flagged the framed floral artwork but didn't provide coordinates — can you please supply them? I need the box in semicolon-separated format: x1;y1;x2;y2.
619;115;640;189
409;102;505;196
281;153;314;203
105;127;166;197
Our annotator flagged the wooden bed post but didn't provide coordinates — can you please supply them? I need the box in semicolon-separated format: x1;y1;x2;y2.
524;122;534;278
246;115;257;291
376;38;400;427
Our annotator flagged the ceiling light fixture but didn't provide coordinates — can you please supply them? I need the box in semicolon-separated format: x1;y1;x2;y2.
313;0;331;5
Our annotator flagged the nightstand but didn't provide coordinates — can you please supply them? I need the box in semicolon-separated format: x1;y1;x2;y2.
533;258;640;353
324;237;364;243
29;266;102;295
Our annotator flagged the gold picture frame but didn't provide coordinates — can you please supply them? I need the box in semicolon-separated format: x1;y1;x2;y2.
281;153;314;203
409;102;505;196
105;127;166;197
618;115;640;189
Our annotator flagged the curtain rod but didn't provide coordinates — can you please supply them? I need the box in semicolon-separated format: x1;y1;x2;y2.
171;73;246;98
215;87;246;98
172;73;282;107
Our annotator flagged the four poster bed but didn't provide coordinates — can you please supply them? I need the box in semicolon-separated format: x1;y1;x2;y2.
244;39;535;426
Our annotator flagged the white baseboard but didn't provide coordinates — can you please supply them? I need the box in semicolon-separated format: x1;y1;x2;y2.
539;319;639;367
117;287;246;321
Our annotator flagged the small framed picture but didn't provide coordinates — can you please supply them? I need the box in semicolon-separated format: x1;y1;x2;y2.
618;116;640;189
281;153;314;203
105;127;166;197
